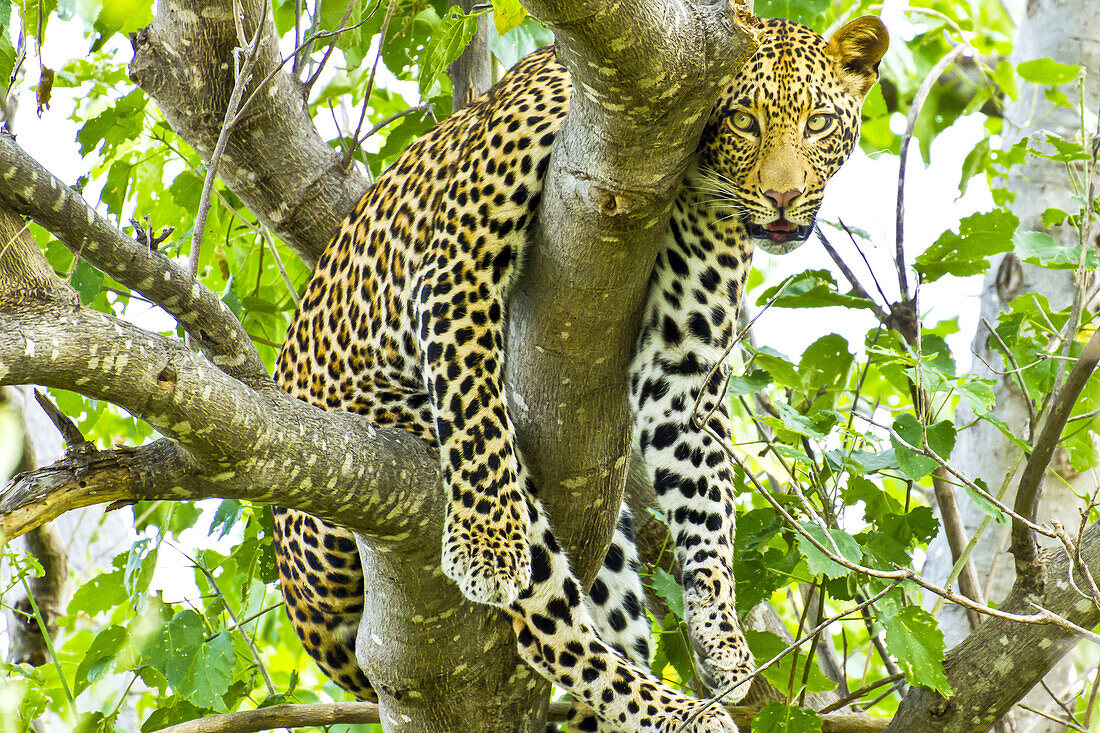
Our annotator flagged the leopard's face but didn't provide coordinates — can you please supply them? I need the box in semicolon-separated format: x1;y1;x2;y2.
697;16;889;254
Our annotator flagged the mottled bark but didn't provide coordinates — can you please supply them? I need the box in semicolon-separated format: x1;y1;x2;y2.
127;0;367;265
888;524;1100;733
0;134;265;382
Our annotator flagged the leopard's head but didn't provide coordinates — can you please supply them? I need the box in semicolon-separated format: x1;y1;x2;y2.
696;16;889;254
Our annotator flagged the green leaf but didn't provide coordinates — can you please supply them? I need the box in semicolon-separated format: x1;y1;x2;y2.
492;0;526;34
958;137;990;195
914;210;1018;282
138;610;205;687
881;606;951;695
70;259;104;304
94;0;152;36
0;31;14;88
769;401;828;441
75;625;128;694
419;8;480;97
753;0;831;30
652;612;694;684
76;89;147;156
178;632;234;709
752;702;823;733
963;477;1008;524
1014;230;1099;269
69;568;127;617
796;524;862;580
1016;58;1081;85
745;631;836;696
798;334;853;407
652;568;684;619
757;269;876;311
0;0;10;27
727;369;772;397
890;414;956;481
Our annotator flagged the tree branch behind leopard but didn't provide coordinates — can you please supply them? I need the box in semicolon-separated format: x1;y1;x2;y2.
273;16;888;733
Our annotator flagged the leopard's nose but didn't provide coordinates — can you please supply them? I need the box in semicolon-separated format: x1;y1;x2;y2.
763;189;802;209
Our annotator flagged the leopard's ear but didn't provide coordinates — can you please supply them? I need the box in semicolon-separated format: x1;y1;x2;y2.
827;16;889;99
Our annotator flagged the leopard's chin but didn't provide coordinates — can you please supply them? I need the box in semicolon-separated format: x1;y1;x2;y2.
744;219;814;254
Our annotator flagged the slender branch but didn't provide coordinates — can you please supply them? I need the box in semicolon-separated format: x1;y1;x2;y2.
1012;327;1100;595
191;0;269;277
894;42;968;300
148;699;889;733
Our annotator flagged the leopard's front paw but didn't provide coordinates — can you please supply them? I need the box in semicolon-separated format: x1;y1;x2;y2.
684;580;754;702
441;525;531;606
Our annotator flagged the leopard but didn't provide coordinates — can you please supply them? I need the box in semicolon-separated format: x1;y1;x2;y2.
272;15;888;733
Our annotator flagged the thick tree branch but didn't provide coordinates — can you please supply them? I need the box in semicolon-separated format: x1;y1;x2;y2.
128;0;367;265
887;523;1100;733
505;0;759;584
0;134;265;382
0;301;442;545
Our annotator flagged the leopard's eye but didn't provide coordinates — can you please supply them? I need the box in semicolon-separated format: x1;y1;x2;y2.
729;111;758;134
805;113;833;135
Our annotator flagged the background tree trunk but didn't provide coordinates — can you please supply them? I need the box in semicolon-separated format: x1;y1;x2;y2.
921;0;1100;728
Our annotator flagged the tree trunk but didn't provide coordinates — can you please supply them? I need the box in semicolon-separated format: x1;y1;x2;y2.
920;0;1100;728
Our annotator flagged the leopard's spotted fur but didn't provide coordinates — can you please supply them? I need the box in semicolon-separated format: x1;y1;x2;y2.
273;17;887;732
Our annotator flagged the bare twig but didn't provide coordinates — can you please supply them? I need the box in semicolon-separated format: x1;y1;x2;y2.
190;0;269;278
33;389;89;452
981;315;1038;433
894;42;968;300
302;0;356;97
819;673;906;714
814;223;890;323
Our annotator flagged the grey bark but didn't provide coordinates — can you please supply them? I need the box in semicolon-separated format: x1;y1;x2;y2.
888;524;1100;733
127;0;368;266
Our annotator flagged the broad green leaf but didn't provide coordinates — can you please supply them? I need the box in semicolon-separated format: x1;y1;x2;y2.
492;0;526;34
769;401;828;441
796;524;862;580
1041;207;1069;228
752;702;823;733
757;269;876;311
177;632;234;709
140;698;204;732
652;568;684;619
419;8;480;97
890;414;956;481
95;0;151;35
798;334;853;405
75;625;128;694
1016;58;1081;85
0;31;14;87
914;210;1018;282
70;259;104;304
210;499;245;538
76;89;147;156
69;568;127;617
124;538;158;598
489;17;554;69
881;606;951;695
842;474;903;519
745;631;836;696
963;477;1008;524
958;137;990;195
753;0;831;30
727;369;772;397
652;612;694;684
1014;230;1099;269
138;609;206;687
0;0;10;27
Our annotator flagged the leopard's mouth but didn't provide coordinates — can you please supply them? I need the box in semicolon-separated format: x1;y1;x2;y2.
744;219;813;245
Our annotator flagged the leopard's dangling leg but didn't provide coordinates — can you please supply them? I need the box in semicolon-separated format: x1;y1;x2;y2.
568;506;654;733
508;499;739;733
629;219;756;702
